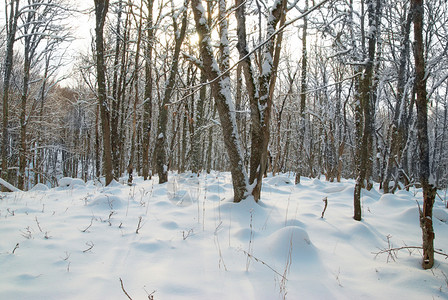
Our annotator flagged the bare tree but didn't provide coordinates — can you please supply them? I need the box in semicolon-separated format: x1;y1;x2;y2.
191;0;249;202
412;0;437;270
142;0;154;180
381;1;413;193
127;0;144;185
1;0;20;189
153;0;188;184
16;0;71;190
353;0;382;221
94;0;113;185
235;0;287;201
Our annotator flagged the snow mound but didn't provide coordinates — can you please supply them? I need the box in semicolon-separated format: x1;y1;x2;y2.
322;185;346;193
346;222;382;245
168;189;196;207
106;179;122;188
206;184;226;193
265;226;318;265
87;194;126;210
310;178;325;187
265;175;292;186
396;207;420;224
434;208;448;223
378;193;410;207
58;177;86;188
234;227;254;242
30;183;49;191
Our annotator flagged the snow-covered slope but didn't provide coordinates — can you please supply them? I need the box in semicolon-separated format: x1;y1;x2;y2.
1;172;447;299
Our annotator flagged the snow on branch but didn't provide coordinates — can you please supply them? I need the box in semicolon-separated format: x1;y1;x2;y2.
0;178;22;192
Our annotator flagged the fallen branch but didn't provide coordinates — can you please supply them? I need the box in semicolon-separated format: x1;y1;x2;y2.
119;277;133;300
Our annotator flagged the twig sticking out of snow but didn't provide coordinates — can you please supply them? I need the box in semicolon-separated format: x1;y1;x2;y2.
119;278;133;300
35;216;43;232
81;217;94;233
82;241;94;253
136;216;143;234
321;197;328;218
12;243;19;254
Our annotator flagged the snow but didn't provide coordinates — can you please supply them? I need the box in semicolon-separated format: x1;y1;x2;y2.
1;172;448;299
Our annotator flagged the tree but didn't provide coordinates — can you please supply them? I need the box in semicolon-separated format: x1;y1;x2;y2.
16;0;71;190
1;0;20;189
235;0;287;201
381;1;413;193
153;0;188;184
94;0;113;186
127;0;144;185
142;0;154;180
353;0;382;221
412;0;437;270
191;0;249;202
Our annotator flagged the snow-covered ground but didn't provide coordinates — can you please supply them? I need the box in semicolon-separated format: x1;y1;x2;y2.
1;172;447;299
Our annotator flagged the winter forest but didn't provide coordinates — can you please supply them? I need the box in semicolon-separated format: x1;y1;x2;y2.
1;0;448;298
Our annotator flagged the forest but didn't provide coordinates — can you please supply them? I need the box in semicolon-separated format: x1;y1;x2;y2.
0;0;447;270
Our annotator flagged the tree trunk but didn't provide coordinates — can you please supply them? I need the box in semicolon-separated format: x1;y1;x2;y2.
110;0;127;180
296;2;308;184
18;56;30;191
142;0;154;180
413;0;437;270
353;0;381;221
94;0;113;186
127;2;144;185
190;71;206;174
95;103;101;179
